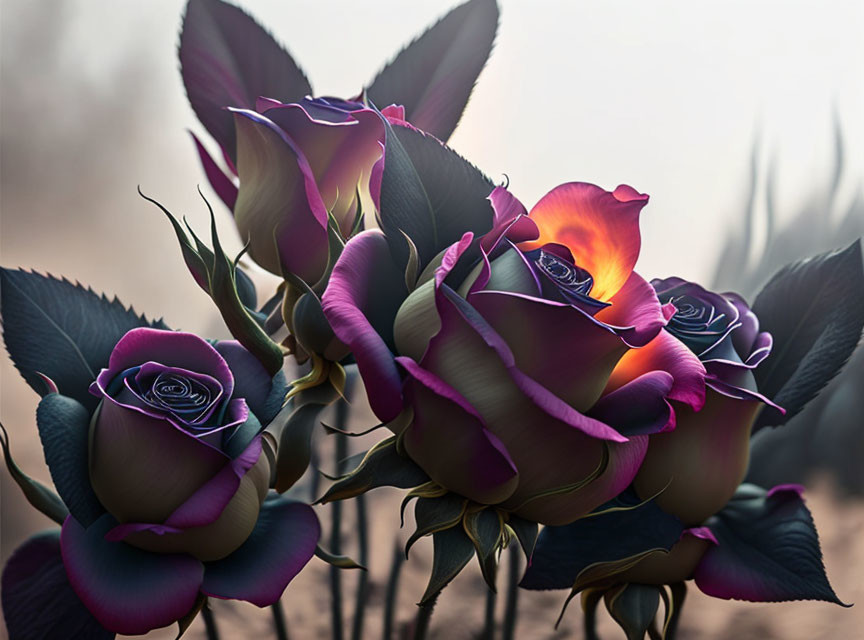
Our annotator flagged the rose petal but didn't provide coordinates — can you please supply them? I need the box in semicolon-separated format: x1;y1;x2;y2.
105;438;270;562
590;371;676;436
231;108;329;283
421;285;633;524
467;289;627;412
633;390;763;526
321;230;407;421
61;514;204;635
201;496;319;606
509;435;649;526
261;103;384;233
593;271;667;348
107;437;262;538
488;185;527;225
606;328;707;412
520;182;649;301
397;357;519;505
215;340;286;424
93;328;234;400
90;399;227;524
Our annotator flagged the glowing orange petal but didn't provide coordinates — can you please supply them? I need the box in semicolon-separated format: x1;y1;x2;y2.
520;182;648;301
606;329;706;412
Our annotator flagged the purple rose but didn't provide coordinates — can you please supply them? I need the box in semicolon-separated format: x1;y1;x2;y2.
630;278;783;525
322;183;708;526
225;97;407;286
55;328;319;635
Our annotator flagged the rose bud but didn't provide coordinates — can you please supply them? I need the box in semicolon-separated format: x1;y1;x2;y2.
229;97;406;287
48;327;322;634
614;278;782;525
322;183;706;525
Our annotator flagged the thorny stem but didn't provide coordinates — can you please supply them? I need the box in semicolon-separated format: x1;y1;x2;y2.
351;493;370;640
271;599;289;640
412;593;439;640
382;540;405;640
502;544;521;640
481;586;497;639
201;604;219;640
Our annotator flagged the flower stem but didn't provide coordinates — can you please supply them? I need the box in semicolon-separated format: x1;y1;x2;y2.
271;599;289;640
382;540;405;640
412;593;439;640
329;382;353;640
502;544;521;640
201;604;219;640
481;586;496;639
350;493;370;640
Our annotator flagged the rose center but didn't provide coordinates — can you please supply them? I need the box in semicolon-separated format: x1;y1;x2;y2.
667;294;724;333
535;250;594;297
144;372;212;415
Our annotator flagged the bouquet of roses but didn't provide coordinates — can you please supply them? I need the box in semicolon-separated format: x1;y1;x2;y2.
2;1;862;638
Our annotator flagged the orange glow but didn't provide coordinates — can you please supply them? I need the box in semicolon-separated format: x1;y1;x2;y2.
520;183;648;301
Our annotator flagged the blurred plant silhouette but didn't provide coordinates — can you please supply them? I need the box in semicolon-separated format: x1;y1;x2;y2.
713;119;864;495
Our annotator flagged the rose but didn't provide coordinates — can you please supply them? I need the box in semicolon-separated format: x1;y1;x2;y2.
610;278;781;525
55;327;319;635
229;96;407;286
322;182;706;525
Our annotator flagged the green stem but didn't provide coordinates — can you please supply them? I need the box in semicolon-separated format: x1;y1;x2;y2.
382;540;405;640
350;493;370;640
329;378;353;640
412;593;439;640
481;586;496;639
201;604;219;640
502;544;521;640
271;599;289;640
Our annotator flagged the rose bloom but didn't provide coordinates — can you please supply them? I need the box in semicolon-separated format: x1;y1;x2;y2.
55;328;318;635
322;182;706;525
218;97;406;286
618;277;781;525
601;279;780;585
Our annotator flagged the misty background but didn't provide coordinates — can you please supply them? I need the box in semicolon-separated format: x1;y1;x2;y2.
1;1;862;638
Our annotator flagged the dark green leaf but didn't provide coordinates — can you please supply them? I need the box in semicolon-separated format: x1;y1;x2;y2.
464;508;503;590
317;436;429;503
508;515;539;561
36;394;104;527
0;422;68;525
367;0;499;142
0;268;167;411
405;494;467;558
520;490;683;591
378;123;495;272
420;526;476;605
1;530;114;640
663;582;687;640
581;588;604;640
752;240;864;429
314;544;365;570
179;0;311;163
140;188;211;294
693;484;847;605
207;198;285;376
604;583;661;640
273;384;340;493
234;265;257;310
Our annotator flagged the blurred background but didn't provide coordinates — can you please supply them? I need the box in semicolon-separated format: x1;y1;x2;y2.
1;0;862;637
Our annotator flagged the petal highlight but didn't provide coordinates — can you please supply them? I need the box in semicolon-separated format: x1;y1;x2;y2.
520;182;648;301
